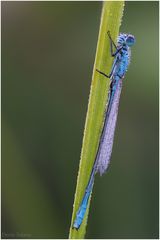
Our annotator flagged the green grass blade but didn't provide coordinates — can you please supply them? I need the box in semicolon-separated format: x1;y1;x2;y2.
69;1;124;238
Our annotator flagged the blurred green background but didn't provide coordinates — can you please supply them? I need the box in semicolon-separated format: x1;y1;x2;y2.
2;1;158;239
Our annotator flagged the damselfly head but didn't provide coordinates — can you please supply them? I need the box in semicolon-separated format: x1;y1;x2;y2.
118;33;135;47
126;34;135;47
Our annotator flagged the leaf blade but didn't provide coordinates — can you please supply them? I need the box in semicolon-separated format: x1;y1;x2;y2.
69;1;125;238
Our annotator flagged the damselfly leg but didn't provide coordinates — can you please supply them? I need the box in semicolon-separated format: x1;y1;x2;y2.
96;31;122;78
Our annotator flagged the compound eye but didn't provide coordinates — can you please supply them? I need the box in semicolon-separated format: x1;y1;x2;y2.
126;35;135;46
